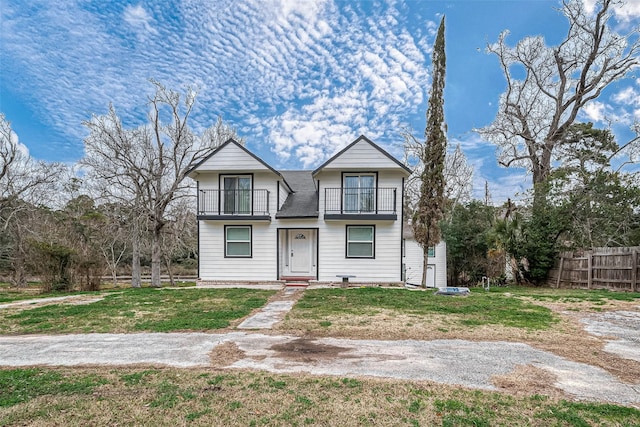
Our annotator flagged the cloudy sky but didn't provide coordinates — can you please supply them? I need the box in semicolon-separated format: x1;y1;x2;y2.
2;0;639;202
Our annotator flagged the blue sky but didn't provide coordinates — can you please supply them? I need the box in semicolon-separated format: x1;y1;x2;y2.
1;0;639;202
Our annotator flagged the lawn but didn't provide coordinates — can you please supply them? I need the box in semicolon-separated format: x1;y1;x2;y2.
275;286;640;384
0;285;639;425
0;287;275;334
0;367;638;426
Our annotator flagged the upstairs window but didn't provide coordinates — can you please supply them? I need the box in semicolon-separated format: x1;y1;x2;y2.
344;174;375;213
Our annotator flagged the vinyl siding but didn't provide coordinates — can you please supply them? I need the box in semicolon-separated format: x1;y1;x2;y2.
196;142;275;172
316;220;403;282
404;240;447;287
314;169;405;282
278;182;290;210
320;139;408;171
199;221;277;280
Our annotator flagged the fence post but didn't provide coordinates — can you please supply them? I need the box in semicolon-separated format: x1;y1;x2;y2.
587;252;593;289
633;249;638;292
556;257;564;289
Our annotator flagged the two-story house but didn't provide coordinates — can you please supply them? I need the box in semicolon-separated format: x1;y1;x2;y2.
187;135;446;286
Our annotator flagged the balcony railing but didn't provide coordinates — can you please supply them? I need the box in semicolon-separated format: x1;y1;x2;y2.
198;189;270;217
323;187;397;218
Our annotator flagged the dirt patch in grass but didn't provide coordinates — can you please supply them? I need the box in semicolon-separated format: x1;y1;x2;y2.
209;342;245;367
492;364;568;400
271;338;352;363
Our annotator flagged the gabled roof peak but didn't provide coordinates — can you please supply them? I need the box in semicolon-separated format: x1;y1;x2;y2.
312;135;411;176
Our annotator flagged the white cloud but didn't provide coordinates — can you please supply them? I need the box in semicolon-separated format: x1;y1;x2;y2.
582;101;608;123
613;86;640;106
123;5;159;36
612;1;640;24
1;0;431;168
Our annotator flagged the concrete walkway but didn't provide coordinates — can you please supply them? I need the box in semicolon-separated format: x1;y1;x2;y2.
237;286;302;329
0;332;638;407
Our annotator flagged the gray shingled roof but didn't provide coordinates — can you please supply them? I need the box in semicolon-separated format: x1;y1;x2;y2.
276;171;318;218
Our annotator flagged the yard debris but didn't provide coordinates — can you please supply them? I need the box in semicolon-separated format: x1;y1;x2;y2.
434;287;470;296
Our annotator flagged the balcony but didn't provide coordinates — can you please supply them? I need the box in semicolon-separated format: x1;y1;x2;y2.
323;187;398;220
197;189;271;220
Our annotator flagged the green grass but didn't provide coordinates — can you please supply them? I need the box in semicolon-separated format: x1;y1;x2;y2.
292;287;558;330
4;368;636;426
0;368;108;407
0;287;275;334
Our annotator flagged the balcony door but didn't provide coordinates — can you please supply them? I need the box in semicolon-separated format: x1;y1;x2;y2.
223;176;251;214
344;174;375;213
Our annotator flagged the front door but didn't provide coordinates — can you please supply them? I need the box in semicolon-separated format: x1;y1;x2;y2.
289;230;313;274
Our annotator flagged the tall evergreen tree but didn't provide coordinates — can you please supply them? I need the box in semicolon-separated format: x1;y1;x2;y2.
413;16;447;287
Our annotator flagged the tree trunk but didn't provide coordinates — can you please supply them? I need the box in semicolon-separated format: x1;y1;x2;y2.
164;254;175;287
151;226;162;288
131;235;141;288
421;252;428;288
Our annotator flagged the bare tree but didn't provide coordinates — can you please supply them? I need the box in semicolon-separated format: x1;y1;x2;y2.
404;139;473;217
0;114;64;286
201;116;245;148
82;80;241;288
478;0;639;200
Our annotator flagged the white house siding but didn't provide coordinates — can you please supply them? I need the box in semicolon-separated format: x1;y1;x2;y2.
313;169;405;283
199;221;277;281
316;220;403;282
196;142;273;172
320;139;405;170
404;240;447;288
278;182;290;210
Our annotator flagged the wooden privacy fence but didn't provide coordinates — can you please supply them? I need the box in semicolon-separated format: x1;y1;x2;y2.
548;247;639;292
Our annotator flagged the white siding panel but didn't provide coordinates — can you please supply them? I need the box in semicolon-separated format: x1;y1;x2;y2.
321;140;407;171
199;221;277;281
197;143;275;173
404;240;447;287
317;221;403;282
278;182;290;210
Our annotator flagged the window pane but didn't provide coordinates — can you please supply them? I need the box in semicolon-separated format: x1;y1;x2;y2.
227;227;250;241
224;178;236;214
360;175;375;188
344;176;359;188
227;242;250;256
238;177;251;190
348;242;372;257
348;226;373;241
428;246;435;257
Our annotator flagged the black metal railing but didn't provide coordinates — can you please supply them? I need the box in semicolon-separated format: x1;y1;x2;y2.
324;187;397;215
198;189;270;216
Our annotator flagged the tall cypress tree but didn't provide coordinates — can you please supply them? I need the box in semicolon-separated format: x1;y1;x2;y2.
412;16;447;287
